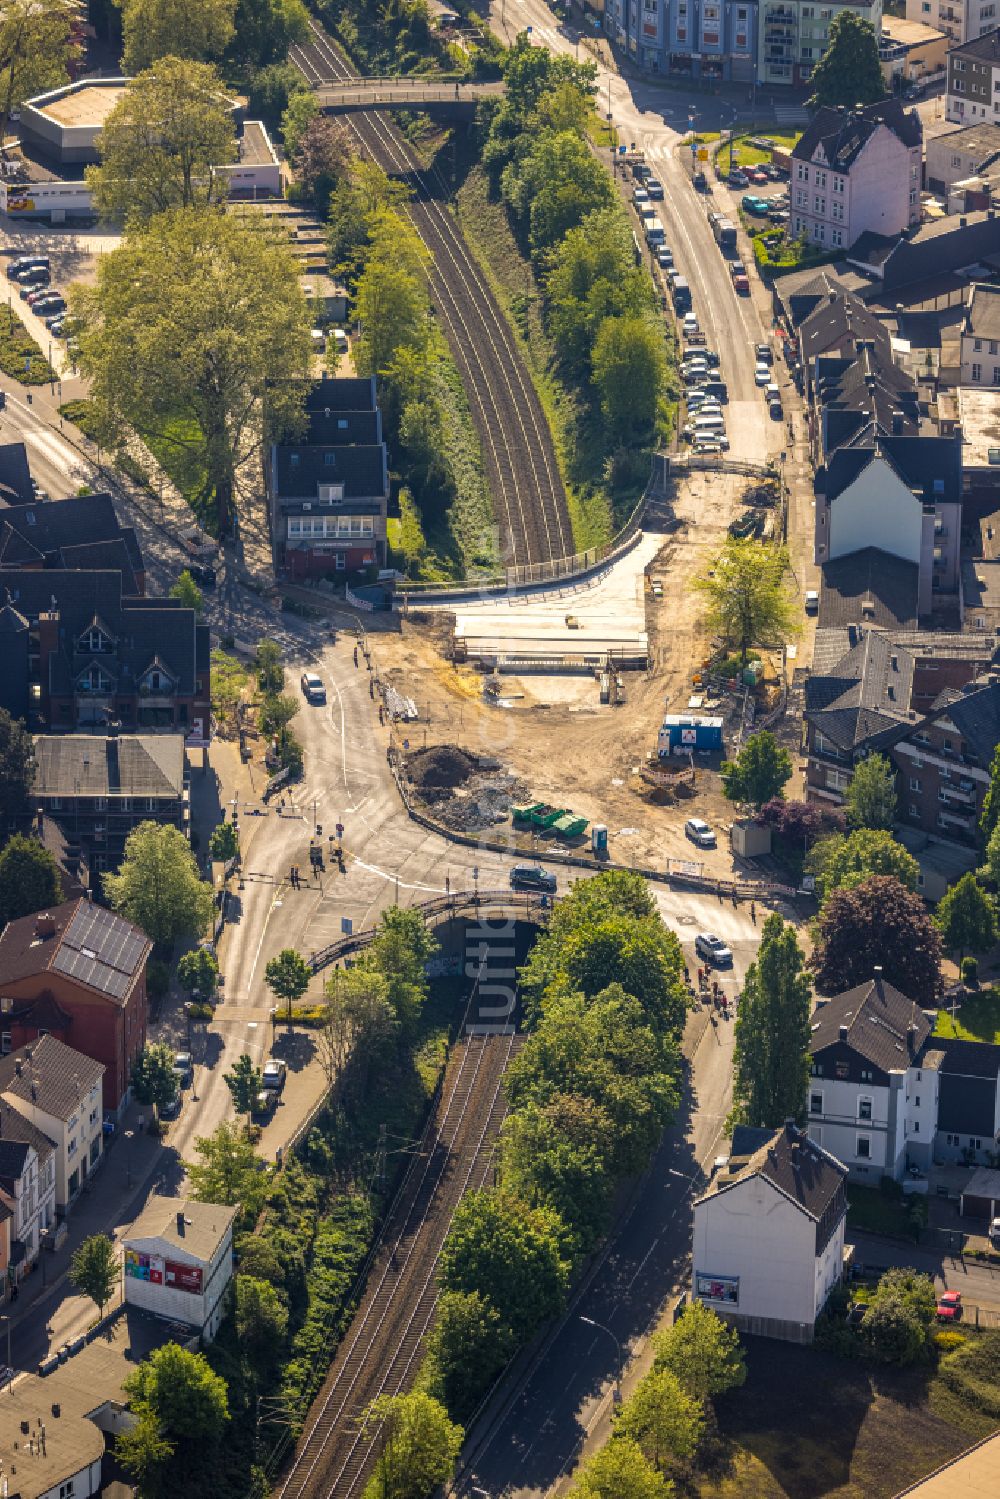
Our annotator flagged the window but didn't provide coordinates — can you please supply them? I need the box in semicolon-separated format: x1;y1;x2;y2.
975;338;983;352
972;362;983;381
993;368;1000;385
912;1120;920;1133
915;1095;921;1106
810;1061;824;1077
324;451;336;466
910;777;922;792
856;1135;871;1159
858;1097;873;1121
0;1032;9;1055
835;1060;849;1080
810;1092;823;1114
860;1069;873;1083
946;1133;959;1146
832;229;842;247
971;1137;982;1150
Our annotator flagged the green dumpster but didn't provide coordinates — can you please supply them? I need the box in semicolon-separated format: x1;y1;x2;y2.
530;804;566;829
511;802;543;822
554;813;589;839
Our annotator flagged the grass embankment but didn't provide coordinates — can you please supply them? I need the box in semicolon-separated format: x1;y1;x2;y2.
935;989;1000;1043
718;127;802;172
0;306;54;385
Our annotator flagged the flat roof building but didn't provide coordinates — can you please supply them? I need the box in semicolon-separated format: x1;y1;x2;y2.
122;1197;238;1341
19;78;129;166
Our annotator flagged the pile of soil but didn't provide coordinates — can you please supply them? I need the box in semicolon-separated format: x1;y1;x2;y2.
405;744;529;831
406;744;479;789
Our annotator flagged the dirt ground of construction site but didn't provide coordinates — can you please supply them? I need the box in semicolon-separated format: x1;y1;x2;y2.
375;470;804;877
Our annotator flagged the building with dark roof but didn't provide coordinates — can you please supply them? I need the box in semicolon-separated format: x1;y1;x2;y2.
0;1035;104;1209
791;99;922;251
0;493;143;591
847;209;1000;295
946;25;1000;124
959;282;1000;387
692;1121;848;1343
818;548;920;634
925;120;1000;199
0;898;149;1115
268;376;388;579
0;442;34;506
0;1097;56;1277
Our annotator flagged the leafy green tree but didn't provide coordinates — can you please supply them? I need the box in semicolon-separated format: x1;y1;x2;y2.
255;639;283;694
731;915;812;1129
293;115;350;215
225;1052;263;1128
0;709;34;821
208;821;239;862
354;209;430;378
653;1301;746;1405
177;944;219;1003
502;129;614;256
259;692;300;739
980;822;1000;889
280;85;318;157
326;159;411;281
70;206;310;534
844;753;897;831
545;207;652;374
811;876;943;1003
861;1269;936;1364
118;0;237;71
235;1274;288;1367
568;1436;671;1499
439;1191;568;1345
592;315;667;443
86;59;237;223
122;1343;228;1493
498;1098;613;1257
265;947;311;1022
936;872;997;967
807;828;919;904
423;1290;515;1422
361;1391;463;1499
319;964;394;1094
70;1234;118;1318
104;822;214;945
0;833;60;924
186;1120;272;1220
808;12;886;109
616;1367;704;1469
0;0;80;149
115;1411;174;1491
695;538;797;664
721;731;793;811
228;0;310;67
169;569;203;615
210;649;249;730
131;1042;179;1122
981;742;1000;841
366;906;436;1032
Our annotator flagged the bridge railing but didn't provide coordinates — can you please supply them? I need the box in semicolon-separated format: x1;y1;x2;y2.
307;889;549;973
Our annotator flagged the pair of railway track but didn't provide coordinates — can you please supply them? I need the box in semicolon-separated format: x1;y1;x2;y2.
276;1030;518;1499
290;18;572;571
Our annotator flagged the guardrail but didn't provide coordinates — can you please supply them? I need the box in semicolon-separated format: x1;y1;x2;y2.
307;888;550;972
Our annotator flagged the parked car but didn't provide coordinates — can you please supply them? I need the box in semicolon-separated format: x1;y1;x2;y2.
31;295;65;316
47;318;66;337
252;1089;276;1121
732;270;749;295
765;382;781;405
25;285;53;305
747;167;769;185
768;398;783;420
510;864;557;894
173;1051;193;1088
682;312;699;335
936;1291;962;1321
741;194;770;216
728;170;749;188
262;1058;287;1092
685;817;717;849
332;328;349;355
187;562;217;587
632;186;650;207
9;254;49;276
159;1091;181;1121
693;170;708;191
645;177;664;200
693;439;725;455
703;378;728;403
768;210;790;226
755;343;772;364
631;158;650;181
754;362;771;386
300;671;326;704
657;246;674;268
17;267;49;291
695;933;733;967
804;590;820;613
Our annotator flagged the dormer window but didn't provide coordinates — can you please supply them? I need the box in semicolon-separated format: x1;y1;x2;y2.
79;664;112;692
81;628;112;654
319;482;344;503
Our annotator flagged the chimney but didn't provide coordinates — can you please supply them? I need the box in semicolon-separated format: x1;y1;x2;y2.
34;912;55;939
874;965;883;978
176;1210;185;1236
839;1024;849;1042
891;410;904;435
14;1060;21;1078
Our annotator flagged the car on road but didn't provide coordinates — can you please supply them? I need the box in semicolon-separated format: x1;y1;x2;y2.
732;269;750;295
187;562;217;587
682;311;699;334
741;194;770;216
263;1058;287;1092
754;362;771;386
693;439;725;455
510;864;557;894
633;185;650;207
645;177;664;200
657;246;674;268
300;671;326;704
804;589;819;613
173;1051;193;1088
631;158;650;181
693;170;708;191
755;344;772;364
17;268;50;292
937;1290;962;1321
768;398;783;420
764;382;781;405
252;1089;276;1122
685;817;717;848
695;932;733;967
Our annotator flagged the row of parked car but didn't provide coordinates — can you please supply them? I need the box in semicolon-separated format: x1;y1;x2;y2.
752;342;783;420
6;253;70;336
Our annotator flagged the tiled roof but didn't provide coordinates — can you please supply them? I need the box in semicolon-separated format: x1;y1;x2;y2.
0;1100;55;1163
125;1197;239;1263
273;443;387;502
826;432;962;505
804;628;914;751
853;211;1000;291
0;1138;32;1183
0;896;149;1001
818;548;920;631
928;679;1000;764
809;975;931;1071
0;1034;103;1121
33;734;186;800
58;539;139;595
933;1038;1000;1080
948;24;1000;62
794;99;921;171
305;407;381;446
0;494;142;577
964;283;1000;342
799;292;891;364
304;376;376;413
699;1121;848;1222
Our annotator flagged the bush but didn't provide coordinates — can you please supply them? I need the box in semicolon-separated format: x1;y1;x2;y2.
962;955;979;985
934;1330;966;1352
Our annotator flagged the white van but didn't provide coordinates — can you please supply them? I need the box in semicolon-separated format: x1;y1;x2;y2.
645;217;665;245
310;328;326;353
694;413;726;435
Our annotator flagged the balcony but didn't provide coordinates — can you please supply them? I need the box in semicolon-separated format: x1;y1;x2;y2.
939;782;976;806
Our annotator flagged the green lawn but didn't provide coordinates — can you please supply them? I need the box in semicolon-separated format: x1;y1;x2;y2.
935;988;1000;1043
718;128;802;171
846;1184;921;1241
0;307;55;385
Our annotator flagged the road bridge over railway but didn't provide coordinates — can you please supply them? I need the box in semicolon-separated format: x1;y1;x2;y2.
315;77;504;115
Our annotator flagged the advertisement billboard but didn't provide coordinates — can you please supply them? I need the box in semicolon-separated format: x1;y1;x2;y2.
696;1272;740;1306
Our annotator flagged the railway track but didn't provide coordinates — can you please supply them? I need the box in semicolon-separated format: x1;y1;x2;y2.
275;1030;518;1499
290;18;572;571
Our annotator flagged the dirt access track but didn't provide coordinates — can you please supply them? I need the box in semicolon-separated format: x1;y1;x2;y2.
378;471;784;876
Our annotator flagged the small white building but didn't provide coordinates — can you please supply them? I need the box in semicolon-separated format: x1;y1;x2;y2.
0;1037;103;1212
692;1121;848;1343
122;1198;238;1341
0;1100;56;1272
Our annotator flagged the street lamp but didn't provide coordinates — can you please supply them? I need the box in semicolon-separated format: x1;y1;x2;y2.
124;1128;134;1189
579;1314;624;1404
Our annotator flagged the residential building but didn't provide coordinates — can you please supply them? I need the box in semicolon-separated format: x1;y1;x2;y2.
0;1102;56;1275
959;281;1000;384
0;1371;107;1499
692;1121;848;1343
946;24;1000;120
894;675;1000;842
924;1037;1000;1163
846;208;1000;301
122;1197;238;1341
0;899;150;1115
0;493;144;593
790;100;922;251
757;0;885;87
31;733;189;874
268;377;389;579
879;16;948;87
925;120;1000;196
0;1036;103;1211
908;0;998;46
603;0;759;81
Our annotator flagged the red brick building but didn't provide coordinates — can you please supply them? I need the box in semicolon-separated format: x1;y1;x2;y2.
0;899;150;1117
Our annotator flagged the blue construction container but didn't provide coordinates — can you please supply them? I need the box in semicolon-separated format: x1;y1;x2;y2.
658;714;724;756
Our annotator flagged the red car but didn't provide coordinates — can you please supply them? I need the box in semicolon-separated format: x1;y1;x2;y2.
747;168;769;185
936;1290;962;1321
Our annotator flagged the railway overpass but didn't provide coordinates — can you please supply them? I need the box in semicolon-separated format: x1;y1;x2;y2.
314;77;504;116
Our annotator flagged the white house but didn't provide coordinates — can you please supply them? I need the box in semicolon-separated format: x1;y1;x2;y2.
908;0;998;46
0;1037;103;1212
945;24;1000;121
691;1121;848;1343
791;99;922;251
959;282;1000;386
0;1100;56;1272
122;1197;238;1341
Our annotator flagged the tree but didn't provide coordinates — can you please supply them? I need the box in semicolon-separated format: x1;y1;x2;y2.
177;944;219;1004
186;1119;271;1219
438;1190;568;1345
255;639;283;694
721;731;793;811
694;538;797;664
234;1274;288;1366
70;207;310;534
861;1268;936;1365
86;59;237;224
731;915;812;1129
811;876;943;1004
361;1391;463;1499
936;872;997;967
760;797;842;848
208;821;239;862
616;1368;704;1469
115;1410;174;1490
318;964;394;1094
498;1099;613;1257
259;692;300;739
544;919;688;1038
981;742;1000;842
104;822;214;945
70;1234;118;1318
124;1344;228;1456
0;833;60;924
366;906;437;1032
280;85;318;157
981;821;1000;889
545;207;652;375
0;0;79;149
293;114;350;214
265;947;311;1022
844;753;897;831
808;12;886;109
807;828;919;904
501;129;614;256
131;1042;179;1122
592;315;666;443
423;1290;515;1423
653;1301;746;1406
567;1437;671;1499
170;569;203;615
225;1052;263;1128
118;0;237;72
210;649;248;730
228;0;309;68
0;709;34;821
353;209;431;379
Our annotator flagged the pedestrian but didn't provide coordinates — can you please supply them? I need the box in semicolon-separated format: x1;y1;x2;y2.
750;900;756;924
354;645;359;667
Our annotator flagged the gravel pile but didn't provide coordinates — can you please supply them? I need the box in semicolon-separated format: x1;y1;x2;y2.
406;744;528;831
